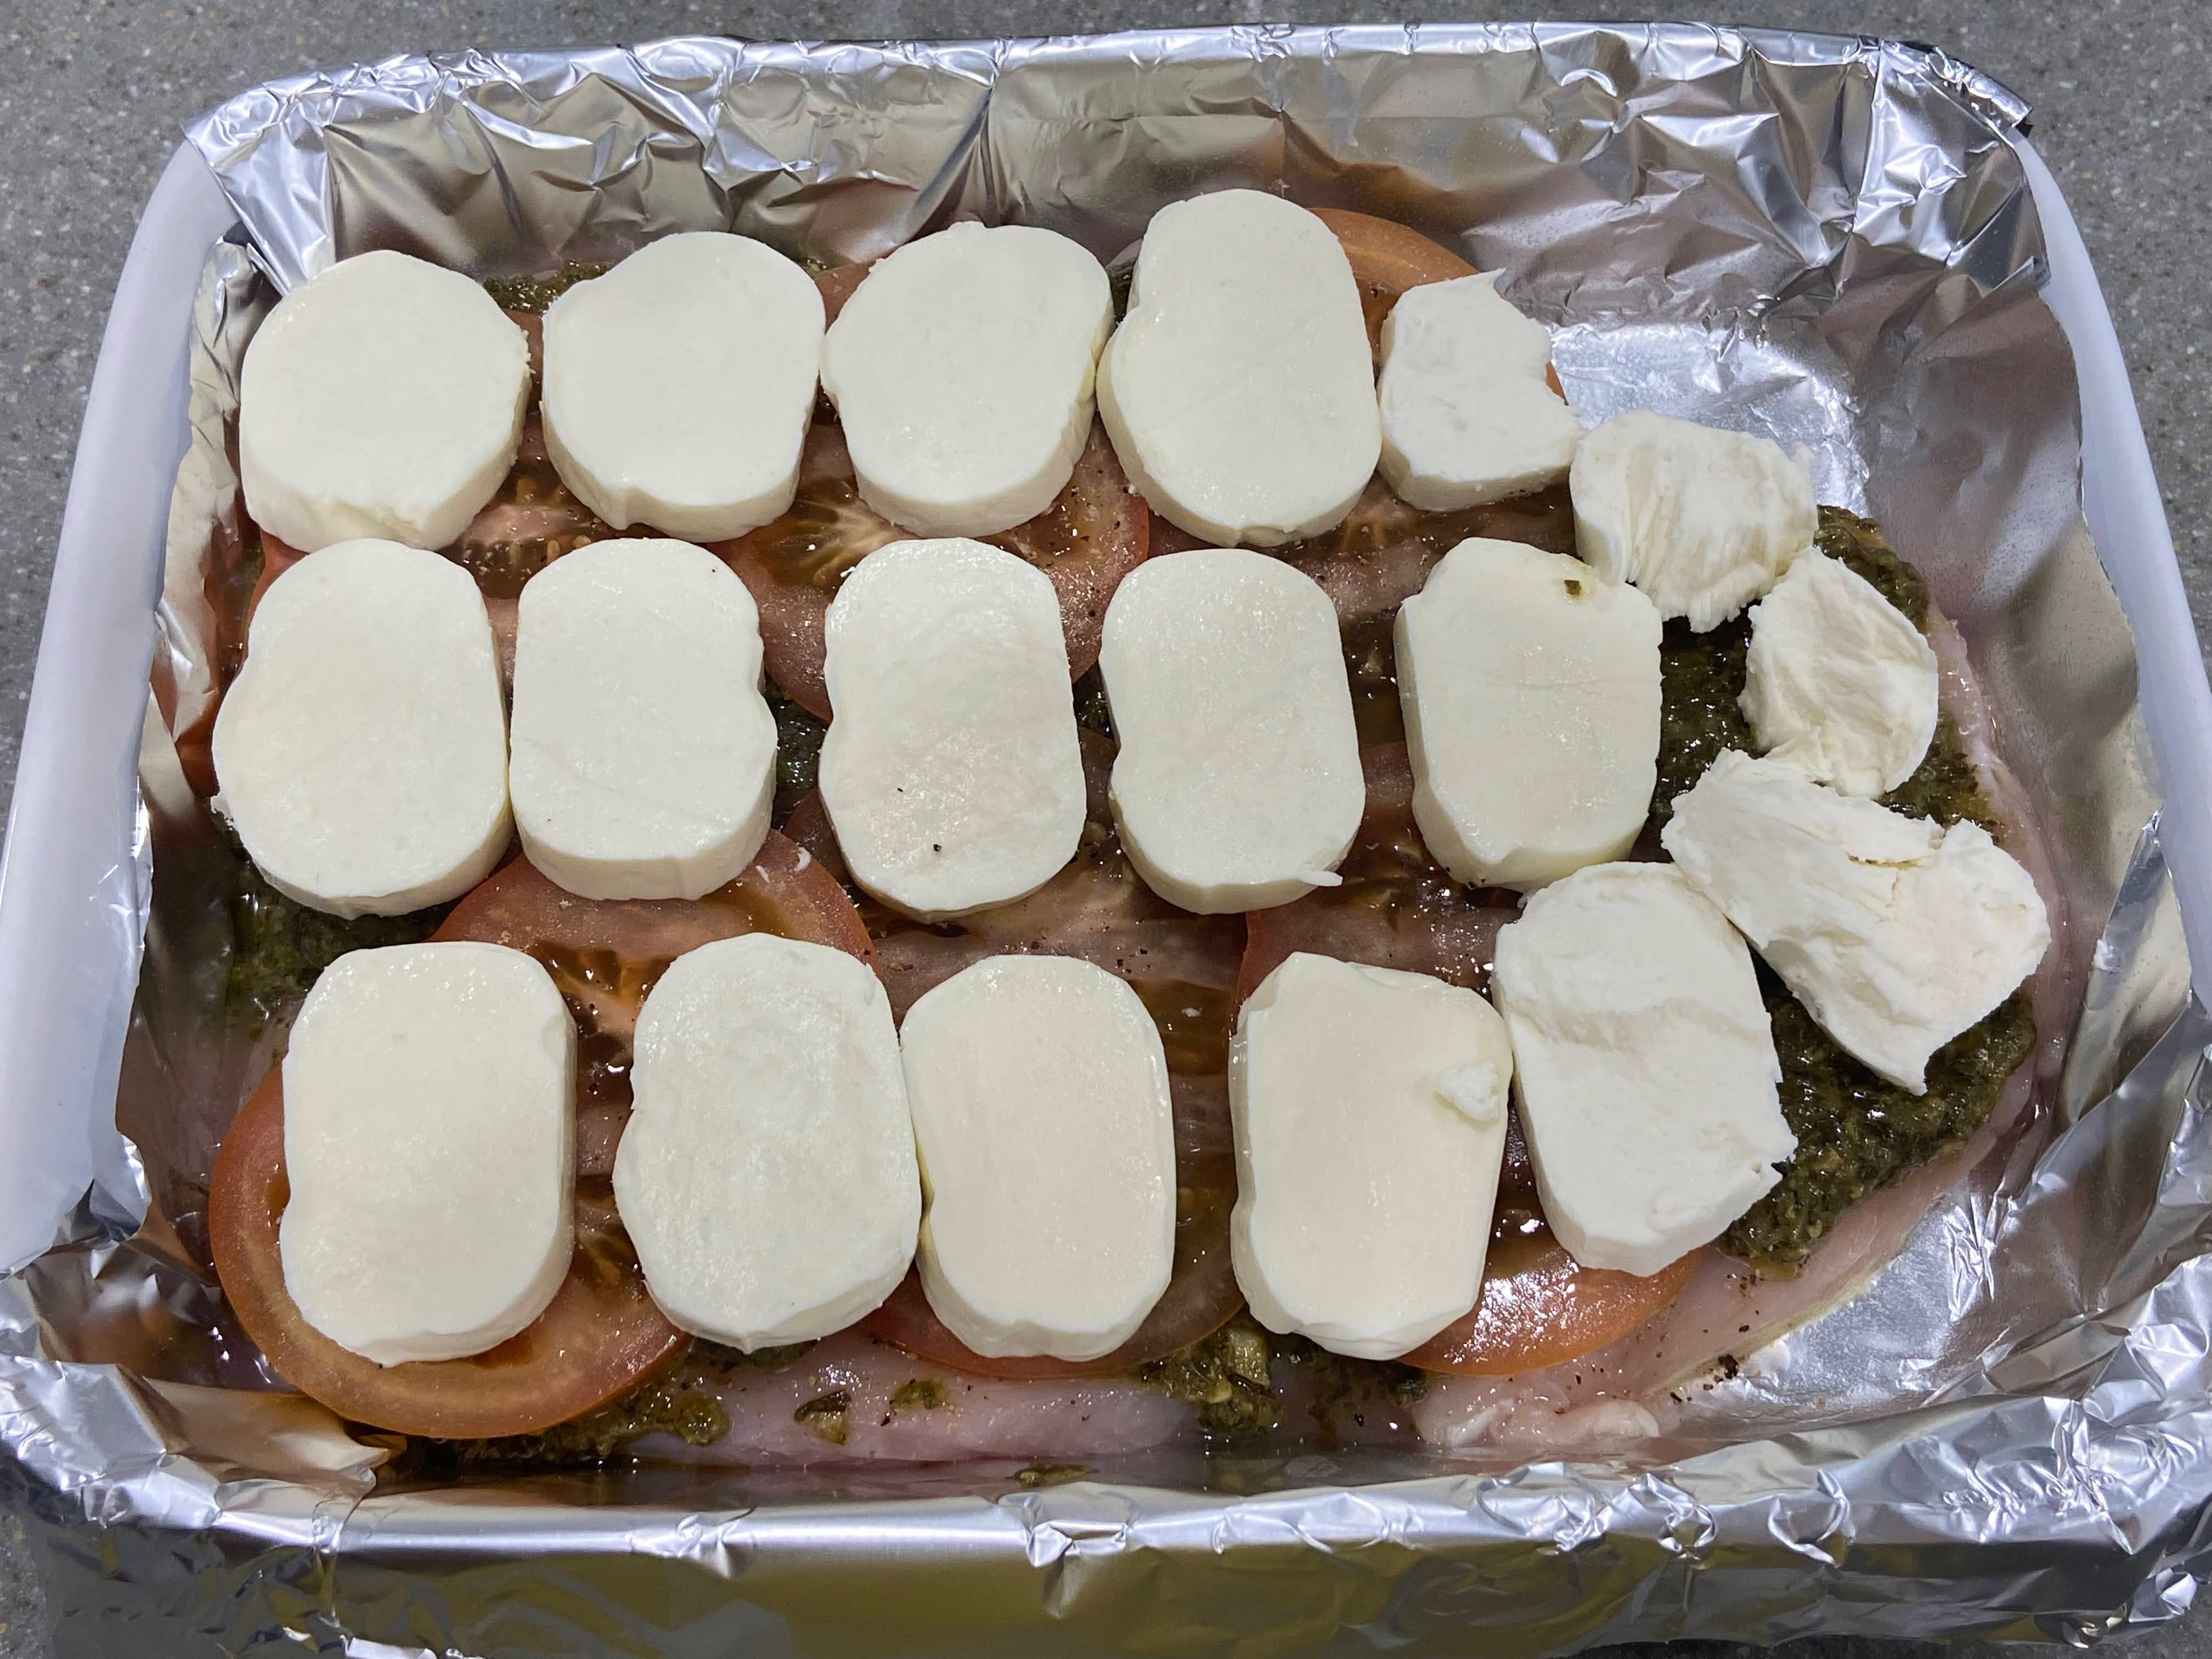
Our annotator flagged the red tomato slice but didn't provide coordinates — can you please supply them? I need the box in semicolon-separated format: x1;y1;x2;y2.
207;1068;686;1439
814;258;874;325
788;733;1247;1377
1237;743;1705;1375
711;417;1148;721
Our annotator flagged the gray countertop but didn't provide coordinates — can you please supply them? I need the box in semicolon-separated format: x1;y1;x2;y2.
3;2;2208;1655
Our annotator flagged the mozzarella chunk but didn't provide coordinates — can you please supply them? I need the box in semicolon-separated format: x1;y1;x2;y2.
818;539;1086;920
211;540;510;918
1570;411;1816;631
1397;537;1661;890
1098;548;1364;913
820;223;1111;538
509;539;777;901
900;955;1176;1360
541;232;825;540
1231;952;1513;1360
279;943;575;1365
1378;273;1581;510
1098;190;1380;546
1661;749;2050;1092
1491;862;1794;1277
240;250;529;552
1740;551;1939;795
615;934;918;1351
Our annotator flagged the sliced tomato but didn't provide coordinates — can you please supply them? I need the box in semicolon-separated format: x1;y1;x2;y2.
1313;206;1475;361
814;259;874;325
711;419;1148;721
206;1068;686;1438
789;733;1246;1376
432;830;868;1178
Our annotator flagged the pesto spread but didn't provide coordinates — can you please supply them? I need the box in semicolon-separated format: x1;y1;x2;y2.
225;860;442;1035
481;261;610;314
436;1367;729;1468
1139;1314;1278;1435
767;684;827;827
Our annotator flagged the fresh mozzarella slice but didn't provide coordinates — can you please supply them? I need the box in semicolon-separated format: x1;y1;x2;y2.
1397;537;1661;890
899;955;1176;1361
1378;273;1581;510
615;934;918;1351
817;538;1085;920
279;942;575;1366
820;222;1112;538
211;540;510;918
1740;551;1940;795
1098;548;1364;914
240;250;529;552
1570;410;1816;631
509;538;777;901
1231;952;1514;1360
541;232;825;540
1661;749;2050;1092
1491;862;1795;1277
1098;189;1380;546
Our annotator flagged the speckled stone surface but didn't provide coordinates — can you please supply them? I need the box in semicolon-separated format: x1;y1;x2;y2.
3;3;2209;1655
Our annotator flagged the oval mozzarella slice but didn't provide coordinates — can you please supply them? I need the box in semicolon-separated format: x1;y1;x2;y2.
820;223;1112;538
1490;862;1796;1277
899;954;1176;1361
817;538;1085;921
615;934;918;1351
1740;551;1940;795
1098;190;1380;546
1378;273;1581;510
240;250;529;552
279;942;575;1366
1397;537;1662;890
1570;410;1816;632
509;538;777;901
1231;952;1514;1360
211;540;510;918
1099;548;1363;914
1661;749;2050;1092
541;232;825;541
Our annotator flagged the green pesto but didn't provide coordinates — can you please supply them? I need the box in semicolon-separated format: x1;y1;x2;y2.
445;1368;729;1467
1724;984;2036;1269
793;1389;852;1444
1072;666;1115;738
767;684;827;828
1016;1463;1093;1488
1884;713;2000;834
1138;1314;1279;1436
224;860;441;1034
1814;506;1929;628
481;261;611;314
889;1377;947;1413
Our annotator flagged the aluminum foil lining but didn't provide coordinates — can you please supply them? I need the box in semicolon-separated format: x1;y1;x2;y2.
6;22;2209;1652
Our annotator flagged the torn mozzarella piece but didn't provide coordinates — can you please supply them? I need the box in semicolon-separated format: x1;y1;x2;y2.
541;232;825;540
240;250;529;552
820;222;1111;538
1491;862;1794;1276
1231;952;1514;1360
1098;189;1380;546
899;955;1176;1361
1098;548;1364;913
616;934;918;1350
279;942;575;1365
1740;551;1940;795
1661;749;2050;1092
818;538;1086;920
1378;273;1581;510
211;540;510;918
1397;537;1661;889
509;538;777;901
1570;410;1816;631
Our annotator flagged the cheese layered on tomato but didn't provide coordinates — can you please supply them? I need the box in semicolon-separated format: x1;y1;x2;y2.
240;251;530;552
616;934;918;1350
211;540;510;918
508;538;777;901
1099;548;1364;913
1099;190;1380;546
540;233;825;540
279;942;575;1365
821;223;1113;538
